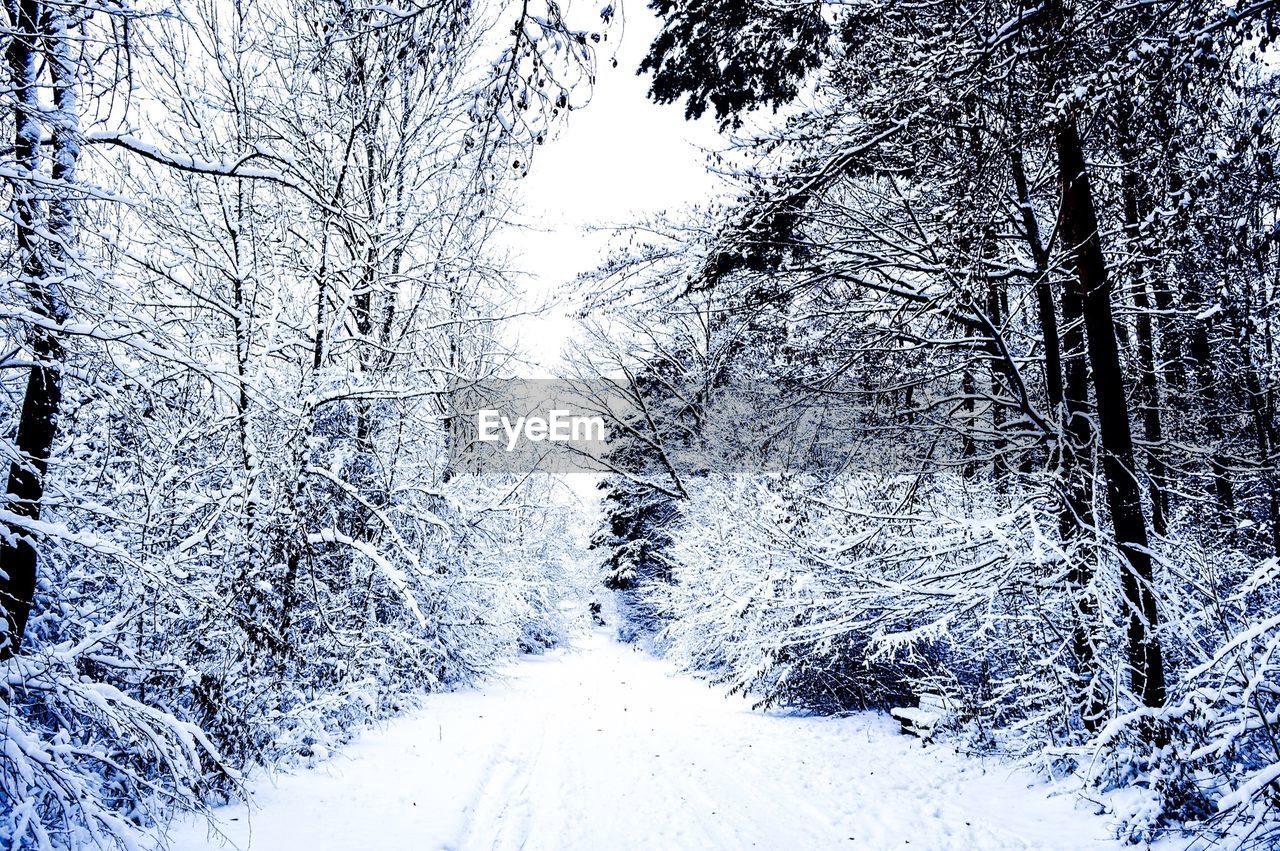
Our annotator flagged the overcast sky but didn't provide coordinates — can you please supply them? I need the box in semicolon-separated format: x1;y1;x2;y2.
498;4;726;376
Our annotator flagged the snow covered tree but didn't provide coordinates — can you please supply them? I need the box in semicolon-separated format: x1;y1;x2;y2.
0;0;610;847
578;0;1280;840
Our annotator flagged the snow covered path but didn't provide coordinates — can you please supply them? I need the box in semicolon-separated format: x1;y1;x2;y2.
165;633;1133;851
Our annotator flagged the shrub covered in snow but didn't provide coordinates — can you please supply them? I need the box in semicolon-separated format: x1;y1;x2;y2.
622;469;1280;845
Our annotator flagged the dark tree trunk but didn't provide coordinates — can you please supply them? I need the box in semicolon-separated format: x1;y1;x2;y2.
1008;146;1063;412
0;337;63;658
1185;291;1237;521
1117;117;1171;538
961;356;978;478
982;227;1011;489
1011;143;1105;728
1057;117;1166;709
0;0;72;660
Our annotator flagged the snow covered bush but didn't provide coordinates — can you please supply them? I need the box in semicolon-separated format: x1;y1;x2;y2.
1;635;225;850
653;473;1090;723
1086;547;1280;844
628;470;1280;844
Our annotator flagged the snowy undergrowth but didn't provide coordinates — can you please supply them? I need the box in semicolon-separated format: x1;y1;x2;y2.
1;474;595;850
639;473;1280;847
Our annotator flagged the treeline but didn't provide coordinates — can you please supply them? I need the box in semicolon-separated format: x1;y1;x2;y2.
0;2;602;848
587;0;1280;843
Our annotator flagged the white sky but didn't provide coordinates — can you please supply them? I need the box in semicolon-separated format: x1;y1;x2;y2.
498;4;725;376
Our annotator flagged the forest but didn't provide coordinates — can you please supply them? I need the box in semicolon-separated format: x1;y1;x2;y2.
1;0;1279;849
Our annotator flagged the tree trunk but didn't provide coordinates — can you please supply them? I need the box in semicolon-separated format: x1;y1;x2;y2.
0;0;75;659
1057;116;1166;709
1011;143;1106;728
1117;120;1170;538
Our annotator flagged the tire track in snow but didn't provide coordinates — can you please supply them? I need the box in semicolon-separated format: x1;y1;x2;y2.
454;713;550;850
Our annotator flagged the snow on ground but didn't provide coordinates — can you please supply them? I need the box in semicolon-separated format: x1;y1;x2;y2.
161;632;1140;851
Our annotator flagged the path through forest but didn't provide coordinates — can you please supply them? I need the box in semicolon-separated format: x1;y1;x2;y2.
163;632;1140;851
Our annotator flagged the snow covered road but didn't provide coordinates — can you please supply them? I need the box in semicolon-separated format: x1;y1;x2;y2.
165;633;1134;851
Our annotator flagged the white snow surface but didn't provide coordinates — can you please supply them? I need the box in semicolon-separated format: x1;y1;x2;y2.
162;632;1140;851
